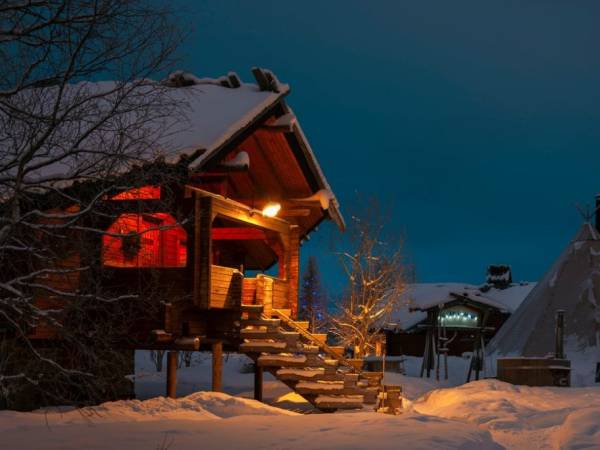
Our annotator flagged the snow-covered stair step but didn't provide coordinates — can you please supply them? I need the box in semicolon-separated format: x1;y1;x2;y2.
298;344;320;354
239;340;292;353
362;387;379;404
343;373;360;387
241;304;264;318
240;329;300;345
257;353;307;368
314;395;364;410
295;380;345;395
276;368;326;381
240;318;281;328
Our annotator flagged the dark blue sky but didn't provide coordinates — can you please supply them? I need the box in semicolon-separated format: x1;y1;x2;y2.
176;0;600;289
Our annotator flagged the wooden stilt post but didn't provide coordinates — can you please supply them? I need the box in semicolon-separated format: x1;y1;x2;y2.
166;351;178;398
254;363;263;402
212;341;223;392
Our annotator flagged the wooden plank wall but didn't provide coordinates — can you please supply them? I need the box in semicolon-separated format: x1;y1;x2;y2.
209;265;242;309
256;275;273;318
242;278;257;305
272;277;289;310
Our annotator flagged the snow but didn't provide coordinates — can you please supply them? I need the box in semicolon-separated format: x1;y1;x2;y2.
411;379;600;449
387;282;535;331
4;351;600;449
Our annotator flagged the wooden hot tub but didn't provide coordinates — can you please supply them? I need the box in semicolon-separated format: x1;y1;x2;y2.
497;357;570;387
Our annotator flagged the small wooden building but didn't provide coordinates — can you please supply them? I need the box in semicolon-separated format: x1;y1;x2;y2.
385;282;534;358
6;69;346;407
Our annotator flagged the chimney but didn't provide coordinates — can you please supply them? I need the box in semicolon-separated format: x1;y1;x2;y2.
555;309;565;359
596;194;600;232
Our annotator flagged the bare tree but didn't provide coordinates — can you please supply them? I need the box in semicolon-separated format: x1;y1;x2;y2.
149;350;165;372
329;201;406;359
0;0;185;409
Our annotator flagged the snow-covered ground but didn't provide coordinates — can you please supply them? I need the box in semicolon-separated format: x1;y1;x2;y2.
2;351;600;449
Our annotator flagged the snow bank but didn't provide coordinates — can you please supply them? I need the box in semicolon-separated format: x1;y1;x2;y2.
0;398;501;450
412;379;600;448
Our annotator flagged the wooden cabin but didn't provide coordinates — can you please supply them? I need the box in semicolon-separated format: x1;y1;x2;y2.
13;69;346;406
384;281;534;358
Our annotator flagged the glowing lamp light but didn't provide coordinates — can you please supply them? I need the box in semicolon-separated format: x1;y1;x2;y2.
262;202;281;217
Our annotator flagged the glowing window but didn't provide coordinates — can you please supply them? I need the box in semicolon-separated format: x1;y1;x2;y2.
102;213;187;268
110;186;161;200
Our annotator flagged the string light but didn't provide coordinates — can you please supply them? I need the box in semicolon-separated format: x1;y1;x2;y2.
438;310;478;326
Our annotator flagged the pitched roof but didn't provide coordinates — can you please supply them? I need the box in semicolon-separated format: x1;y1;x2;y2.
156;72;289;167
487;222;600;358
5;69;343;229
387;282;535;331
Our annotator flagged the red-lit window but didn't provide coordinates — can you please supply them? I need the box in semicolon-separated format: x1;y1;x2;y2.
110;186;161;200
102;213;187;268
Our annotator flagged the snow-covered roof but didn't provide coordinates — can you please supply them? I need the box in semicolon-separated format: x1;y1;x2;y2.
386;282;536;331
157;73;289;167
4;68;344;229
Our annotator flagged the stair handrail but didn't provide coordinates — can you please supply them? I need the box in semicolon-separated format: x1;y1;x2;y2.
271;309;360;374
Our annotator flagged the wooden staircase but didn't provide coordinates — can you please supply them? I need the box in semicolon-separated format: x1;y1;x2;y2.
239;305;381;412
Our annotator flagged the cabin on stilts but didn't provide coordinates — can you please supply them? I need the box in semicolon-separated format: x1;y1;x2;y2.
4;69;379;411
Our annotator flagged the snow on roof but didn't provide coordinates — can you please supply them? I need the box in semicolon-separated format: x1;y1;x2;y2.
3;68;346;229
159;77;289;168
5;70;288;189
387;282;536;331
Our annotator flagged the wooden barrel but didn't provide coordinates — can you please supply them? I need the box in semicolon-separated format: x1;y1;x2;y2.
497;357;570;387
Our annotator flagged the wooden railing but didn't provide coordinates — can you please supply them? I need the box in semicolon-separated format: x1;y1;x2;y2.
241;274;289;317
272;308;359;373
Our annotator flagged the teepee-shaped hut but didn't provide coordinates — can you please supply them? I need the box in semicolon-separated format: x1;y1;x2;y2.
487;222;600;385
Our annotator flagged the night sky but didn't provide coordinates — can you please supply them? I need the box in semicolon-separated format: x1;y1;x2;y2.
175;0;600;291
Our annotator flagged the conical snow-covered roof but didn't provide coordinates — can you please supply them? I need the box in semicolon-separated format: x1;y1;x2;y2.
487;223;600;380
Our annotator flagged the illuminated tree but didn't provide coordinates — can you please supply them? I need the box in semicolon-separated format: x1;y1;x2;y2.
329;201;406;358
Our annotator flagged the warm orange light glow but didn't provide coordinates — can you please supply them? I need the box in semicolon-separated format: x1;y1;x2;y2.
110;186;161;200
102;213;186;268
262;202;281;218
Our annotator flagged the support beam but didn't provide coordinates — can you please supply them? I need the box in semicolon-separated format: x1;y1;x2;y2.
194;195;213;308
166;351;178;398
211;227;268;240
212;341;223;392
254;364;263;402
287;225;300;318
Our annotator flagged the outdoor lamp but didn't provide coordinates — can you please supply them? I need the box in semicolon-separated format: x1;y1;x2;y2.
262;202;281;217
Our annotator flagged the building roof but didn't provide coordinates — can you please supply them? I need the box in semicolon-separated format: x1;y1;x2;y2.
4;68;344;229
487;222;600;359
386;281;536;332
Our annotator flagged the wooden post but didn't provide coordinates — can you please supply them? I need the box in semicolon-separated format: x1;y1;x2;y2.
212;341;223;392
194;195;213;308
287;225;300;319
166;351;178;398
254;363;263;402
